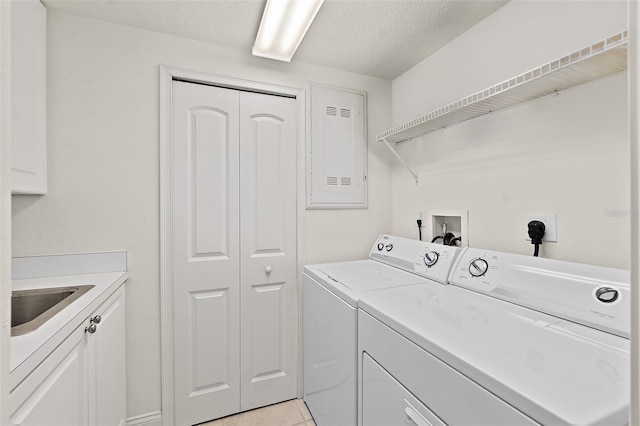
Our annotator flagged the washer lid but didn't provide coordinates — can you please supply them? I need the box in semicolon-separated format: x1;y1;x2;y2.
318;260;426;293
359;283;629;426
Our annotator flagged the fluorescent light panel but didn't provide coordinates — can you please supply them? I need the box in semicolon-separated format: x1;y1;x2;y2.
253;0;325;62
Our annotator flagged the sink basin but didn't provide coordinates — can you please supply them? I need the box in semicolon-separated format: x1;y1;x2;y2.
11;285;95;336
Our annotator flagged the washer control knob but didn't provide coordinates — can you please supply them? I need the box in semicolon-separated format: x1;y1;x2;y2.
423;251;439;267
377;243;384;251
385;244;393;252
595;287;619;303
469;258;489;277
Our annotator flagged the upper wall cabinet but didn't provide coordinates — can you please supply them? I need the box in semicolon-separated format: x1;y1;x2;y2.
307;84;367;209
11;0;47;195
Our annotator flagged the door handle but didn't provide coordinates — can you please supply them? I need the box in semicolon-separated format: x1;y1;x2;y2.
265;266;272;274
404;400;432;426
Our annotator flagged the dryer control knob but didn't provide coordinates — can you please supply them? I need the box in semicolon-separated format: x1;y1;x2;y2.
377;243;384;251
469;258;489;277
385;244;393;252
424;251;439;267
595;287;619;303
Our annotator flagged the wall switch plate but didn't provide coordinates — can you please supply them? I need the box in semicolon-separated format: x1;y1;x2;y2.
526;214;557;243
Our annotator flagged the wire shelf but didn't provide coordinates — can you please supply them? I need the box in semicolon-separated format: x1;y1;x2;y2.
377;30;628;144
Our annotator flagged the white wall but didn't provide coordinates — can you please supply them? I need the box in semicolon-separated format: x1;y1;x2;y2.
10;12;392;418
629;1;639;423
390;0;630;268
0;1;12;424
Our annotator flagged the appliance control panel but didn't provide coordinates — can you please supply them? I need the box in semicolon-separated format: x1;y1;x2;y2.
370;234;460;284
450;248;631;338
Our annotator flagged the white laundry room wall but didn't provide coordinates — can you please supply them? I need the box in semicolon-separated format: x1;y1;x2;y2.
389;0;630;268
10;11;392;420
0;1;11;422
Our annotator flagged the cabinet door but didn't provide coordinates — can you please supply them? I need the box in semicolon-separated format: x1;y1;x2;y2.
11;0;47;194
10;325;88;425
88;286;126;426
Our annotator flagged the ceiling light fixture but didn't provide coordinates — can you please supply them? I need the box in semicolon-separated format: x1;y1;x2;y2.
252;0;325;62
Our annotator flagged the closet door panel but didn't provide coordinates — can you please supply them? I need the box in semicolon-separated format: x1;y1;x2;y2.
171;81;241;425
239;92;298;411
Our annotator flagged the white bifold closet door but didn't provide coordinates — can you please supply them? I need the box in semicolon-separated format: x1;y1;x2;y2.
171;81;298;426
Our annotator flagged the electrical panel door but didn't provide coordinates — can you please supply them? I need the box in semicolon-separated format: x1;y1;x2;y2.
307;84;367;209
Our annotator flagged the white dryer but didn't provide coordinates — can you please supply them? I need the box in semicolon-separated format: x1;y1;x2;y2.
303;234;461;426
358;248;630;426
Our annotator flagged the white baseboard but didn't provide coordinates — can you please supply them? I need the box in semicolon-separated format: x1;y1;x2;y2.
127;411;162;426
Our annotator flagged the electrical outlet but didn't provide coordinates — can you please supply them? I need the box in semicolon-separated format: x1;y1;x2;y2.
417;210;425;225
526;214;557;243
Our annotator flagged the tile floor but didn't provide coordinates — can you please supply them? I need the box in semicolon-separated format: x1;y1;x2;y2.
202;399;315;426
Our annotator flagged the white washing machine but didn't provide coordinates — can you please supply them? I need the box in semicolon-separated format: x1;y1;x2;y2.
358;248;630;426
303;234;461;426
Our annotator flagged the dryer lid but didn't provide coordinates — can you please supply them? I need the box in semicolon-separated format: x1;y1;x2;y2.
359;283;630;426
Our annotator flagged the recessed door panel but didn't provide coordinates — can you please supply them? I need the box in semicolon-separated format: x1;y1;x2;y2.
190;289;231;393
249;282;285;383
172;81;240;425
240;92;298;411
252;116;286;256
189;108;230;260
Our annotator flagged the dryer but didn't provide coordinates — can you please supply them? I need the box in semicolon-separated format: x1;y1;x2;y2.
303;234;461;426
358;248;630;425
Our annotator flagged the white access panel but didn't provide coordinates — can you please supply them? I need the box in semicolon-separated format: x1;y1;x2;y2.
307;84;367;209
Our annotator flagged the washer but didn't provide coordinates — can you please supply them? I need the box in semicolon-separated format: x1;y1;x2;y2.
303;234;461;426
358;247;630;426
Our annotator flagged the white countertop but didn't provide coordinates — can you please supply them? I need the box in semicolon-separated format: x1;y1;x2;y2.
10;271;128;390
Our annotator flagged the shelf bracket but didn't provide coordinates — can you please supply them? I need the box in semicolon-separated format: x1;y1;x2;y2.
380;137;419;184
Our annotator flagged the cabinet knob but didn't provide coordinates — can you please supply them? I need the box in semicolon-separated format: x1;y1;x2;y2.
85;323;97;334
91;315;102;324
265;266;272;274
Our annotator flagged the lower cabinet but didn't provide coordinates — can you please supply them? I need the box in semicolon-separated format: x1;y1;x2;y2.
10;285;126;426
9;325;89;425
88;285;127;425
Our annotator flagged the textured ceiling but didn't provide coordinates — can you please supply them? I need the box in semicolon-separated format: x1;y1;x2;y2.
43;0;509;80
